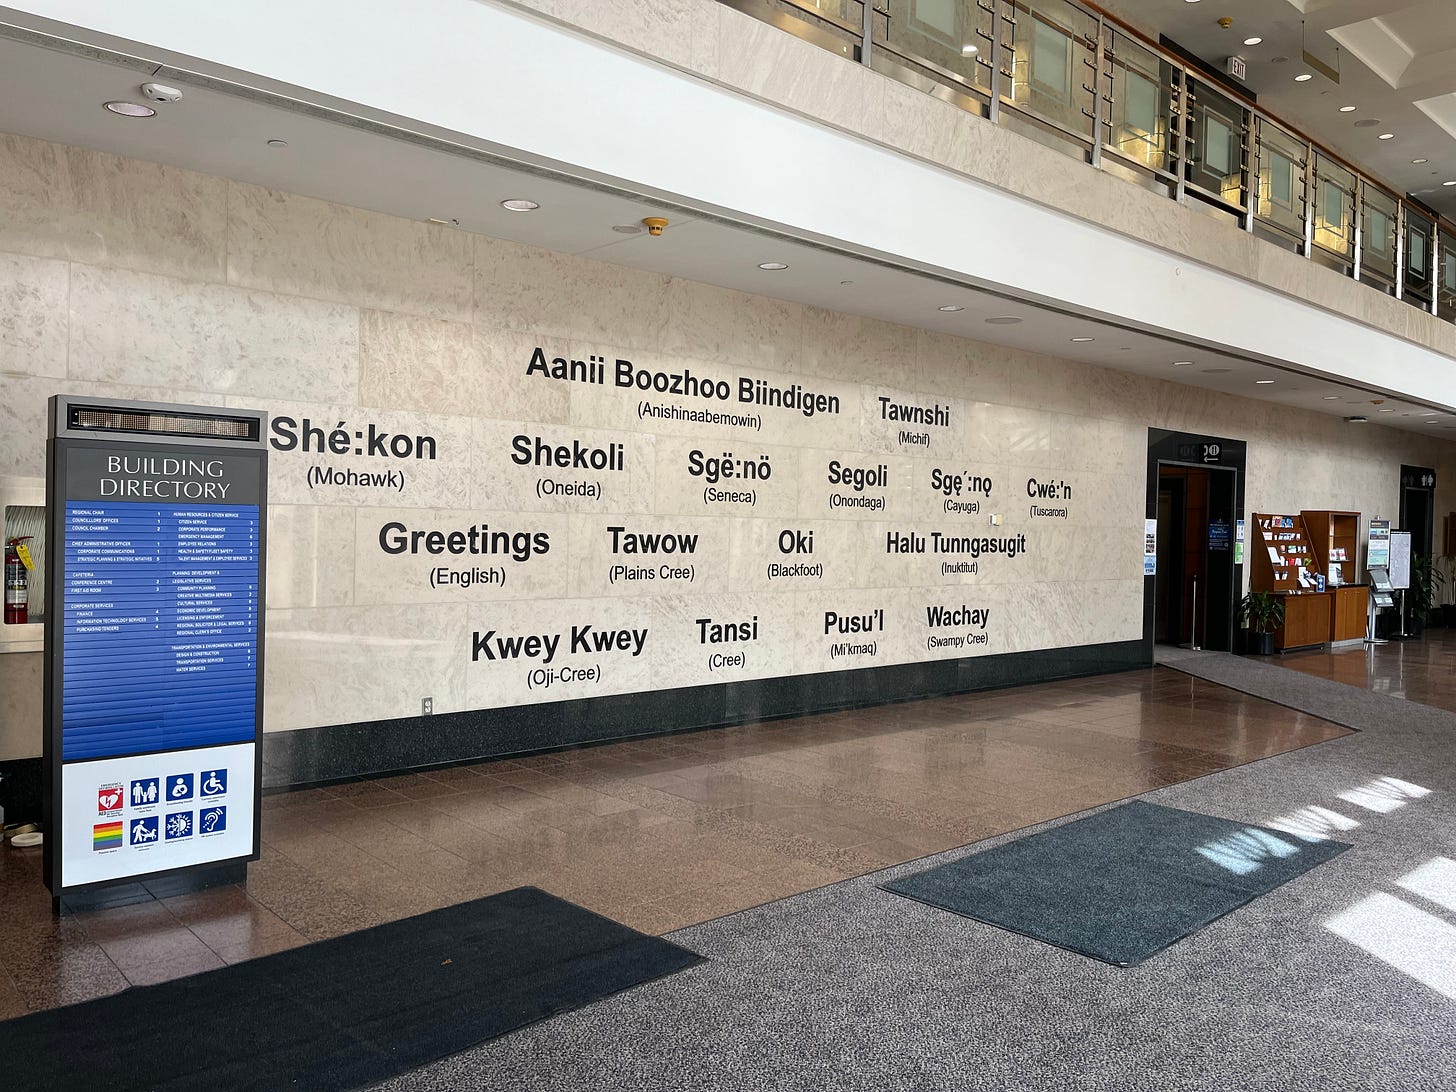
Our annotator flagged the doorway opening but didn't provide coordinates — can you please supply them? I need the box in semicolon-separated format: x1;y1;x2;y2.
1155;463;1238;650
1400;464;1435;565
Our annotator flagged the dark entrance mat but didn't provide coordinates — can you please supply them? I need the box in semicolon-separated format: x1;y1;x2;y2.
882;800;1350;966
0;886;703;1091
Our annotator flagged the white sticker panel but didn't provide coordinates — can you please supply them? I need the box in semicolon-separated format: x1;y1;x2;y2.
61;743;255;888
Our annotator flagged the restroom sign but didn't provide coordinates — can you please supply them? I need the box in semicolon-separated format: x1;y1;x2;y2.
44;398;267;896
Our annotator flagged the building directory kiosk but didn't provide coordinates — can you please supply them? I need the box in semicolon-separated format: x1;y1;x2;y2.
43;398;267;901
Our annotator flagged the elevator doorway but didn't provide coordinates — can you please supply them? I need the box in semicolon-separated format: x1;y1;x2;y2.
1155;464;1237;650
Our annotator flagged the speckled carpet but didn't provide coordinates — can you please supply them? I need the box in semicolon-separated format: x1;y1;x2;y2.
368;651;1456;1092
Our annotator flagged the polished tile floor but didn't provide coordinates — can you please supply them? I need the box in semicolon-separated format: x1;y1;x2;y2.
1280;626;1456;712
0;666;1350;1018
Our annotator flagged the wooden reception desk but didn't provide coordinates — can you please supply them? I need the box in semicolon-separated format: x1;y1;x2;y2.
1275;592;1332;651
1274;586;1369;650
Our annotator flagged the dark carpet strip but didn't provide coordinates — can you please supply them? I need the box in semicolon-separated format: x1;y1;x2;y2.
0;886;703;1091
884;800;1350;965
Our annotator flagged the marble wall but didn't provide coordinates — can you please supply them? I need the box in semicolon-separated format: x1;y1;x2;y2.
1;130;1453;763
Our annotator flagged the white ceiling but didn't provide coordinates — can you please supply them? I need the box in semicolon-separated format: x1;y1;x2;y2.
1100;0;1456;218
0;24;1451;437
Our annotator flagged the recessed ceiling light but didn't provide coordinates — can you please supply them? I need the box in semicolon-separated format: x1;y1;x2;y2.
1323;395;1339;400
1378;133;1395;140
266;138;289;148
839;280;855;286
938;305;965;312
961;44;978;55
501;199;540;211
1421;411;1438;416
1256;379;1275;384
1294;74;1313;82
1244;36;1262;46
1172;360;1194;366
1339;105;1356;113
1413;158;1428;164
1346;415;1369;423
1378;408;1394;413
758;262;788;270
103;100;155;117
984;316;1022;325
1444;181;1456;187
1070;337;1095;343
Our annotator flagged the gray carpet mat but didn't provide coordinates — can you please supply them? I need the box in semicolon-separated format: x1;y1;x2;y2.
371;654;1456;1092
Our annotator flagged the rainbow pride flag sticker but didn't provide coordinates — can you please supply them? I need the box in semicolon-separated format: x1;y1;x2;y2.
93;821;123;850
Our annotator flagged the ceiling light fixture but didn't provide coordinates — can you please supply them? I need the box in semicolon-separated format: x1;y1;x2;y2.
1256;379;1275;384
1294;73;1313;82
961;44;979;55
1323;395;1339;400
757;262;788;271
1339;105;1356;113
103;101;155;117
266;138;289;148
839;280;855;286
1346;415;1369;423
500;199;540;211
1070;337;1095;343
938;305;965;312
1413;158;1428;164
1243;36;1262;46
1378;133;1394;140
1444;181;1456;187
1172;360;1194;366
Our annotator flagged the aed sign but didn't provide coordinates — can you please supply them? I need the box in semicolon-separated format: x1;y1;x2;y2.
44;398;267;896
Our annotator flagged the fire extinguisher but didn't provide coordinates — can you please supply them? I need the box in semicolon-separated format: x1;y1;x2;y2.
5;536;33;625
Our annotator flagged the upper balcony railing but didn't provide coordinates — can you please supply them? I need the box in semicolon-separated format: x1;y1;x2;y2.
718;0;1456;329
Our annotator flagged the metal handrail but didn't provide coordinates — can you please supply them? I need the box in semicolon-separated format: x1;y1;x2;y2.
724;0;1456;324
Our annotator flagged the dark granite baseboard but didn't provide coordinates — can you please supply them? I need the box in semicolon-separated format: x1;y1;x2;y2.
262;640;1148;788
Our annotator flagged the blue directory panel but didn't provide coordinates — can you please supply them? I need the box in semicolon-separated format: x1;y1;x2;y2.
62;502;259;759
47;404;267;896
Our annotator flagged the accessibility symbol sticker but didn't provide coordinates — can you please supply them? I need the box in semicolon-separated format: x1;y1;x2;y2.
130;778;160;807
167;773;195;802
129;816;159;846
200;769;227;797
200;806;227;835
165;812;193;840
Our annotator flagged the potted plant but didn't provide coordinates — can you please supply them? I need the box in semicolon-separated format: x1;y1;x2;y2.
1438;550;1456;627
1410;555;1444;636
1240;591;1285;655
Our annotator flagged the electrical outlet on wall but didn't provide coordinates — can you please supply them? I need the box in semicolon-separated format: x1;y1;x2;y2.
422;697;433;716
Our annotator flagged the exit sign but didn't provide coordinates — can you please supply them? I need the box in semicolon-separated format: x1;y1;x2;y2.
1227;55;1247;80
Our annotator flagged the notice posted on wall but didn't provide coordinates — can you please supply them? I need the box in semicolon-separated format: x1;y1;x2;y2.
1144;518;1157;576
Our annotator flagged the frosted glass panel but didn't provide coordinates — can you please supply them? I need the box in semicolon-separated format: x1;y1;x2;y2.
1031;20;1069;97
1321;180;1344;230
1205;115;1232;176
1125;71;1157;134
1269;151;1292;207
910;0;957;40
1369;210;1391;257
